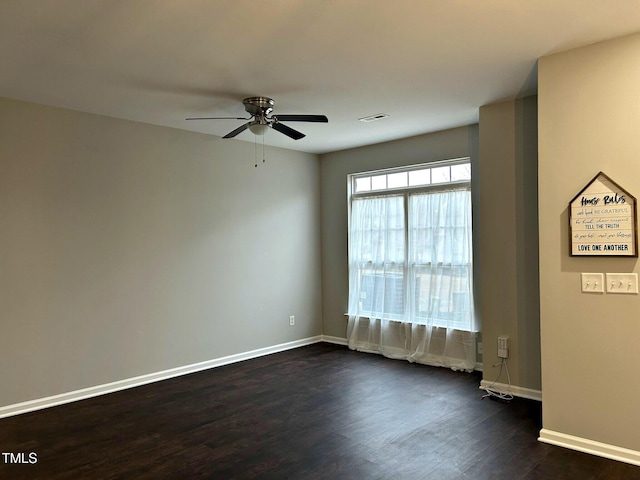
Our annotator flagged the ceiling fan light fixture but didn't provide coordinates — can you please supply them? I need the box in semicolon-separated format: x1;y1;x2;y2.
249;123;270;136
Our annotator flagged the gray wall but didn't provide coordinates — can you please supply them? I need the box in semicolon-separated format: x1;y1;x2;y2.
0;97;322;407
319;126;479;339
539;33;640;451
478;96;540;391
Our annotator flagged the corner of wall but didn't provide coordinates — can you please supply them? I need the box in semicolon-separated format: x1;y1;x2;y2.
478;97;540;393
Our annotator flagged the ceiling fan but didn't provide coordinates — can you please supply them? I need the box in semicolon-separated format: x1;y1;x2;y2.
186;96;328;140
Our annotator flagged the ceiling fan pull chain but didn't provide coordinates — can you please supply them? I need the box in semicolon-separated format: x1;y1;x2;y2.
262;134;266;164
254;135;258;168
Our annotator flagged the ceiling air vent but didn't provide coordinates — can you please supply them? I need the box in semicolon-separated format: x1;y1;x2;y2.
358;113;390;122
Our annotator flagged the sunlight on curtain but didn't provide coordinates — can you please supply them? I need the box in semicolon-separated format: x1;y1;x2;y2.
347;187;476;371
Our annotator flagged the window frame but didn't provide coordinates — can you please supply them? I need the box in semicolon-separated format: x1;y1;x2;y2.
349;157;471;198
347;157;474;331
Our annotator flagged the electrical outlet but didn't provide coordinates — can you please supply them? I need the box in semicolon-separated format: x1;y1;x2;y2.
289;315;295;326
497;336;509;359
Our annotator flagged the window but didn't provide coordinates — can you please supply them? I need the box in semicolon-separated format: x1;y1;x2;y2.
352;161;470;193
347;159;475;331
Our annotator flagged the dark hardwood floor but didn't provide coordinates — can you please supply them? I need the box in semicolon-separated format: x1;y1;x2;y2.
0;343;638;479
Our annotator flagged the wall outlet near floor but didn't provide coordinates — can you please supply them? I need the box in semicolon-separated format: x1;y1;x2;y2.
289;315;295;326
497;336;509;359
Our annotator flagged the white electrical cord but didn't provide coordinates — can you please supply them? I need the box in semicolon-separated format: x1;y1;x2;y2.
482;357;514;401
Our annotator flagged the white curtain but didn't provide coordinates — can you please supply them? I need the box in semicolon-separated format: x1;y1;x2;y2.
347;187;476;371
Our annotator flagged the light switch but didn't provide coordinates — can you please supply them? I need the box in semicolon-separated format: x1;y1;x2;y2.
581;273;604;293
605;273;638;294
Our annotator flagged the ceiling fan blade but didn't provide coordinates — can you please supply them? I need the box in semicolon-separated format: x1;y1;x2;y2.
223;122;251;138
272;122;305;140
274;114;328;123
186;116;250;121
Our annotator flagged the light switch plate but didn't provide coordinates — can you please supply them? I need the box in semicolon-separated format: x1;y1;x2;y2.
605;273;638;294
581;273;604;293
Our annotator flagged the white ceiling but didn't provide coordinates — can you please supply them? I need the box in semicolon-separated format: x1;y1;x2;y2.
2;1;640;154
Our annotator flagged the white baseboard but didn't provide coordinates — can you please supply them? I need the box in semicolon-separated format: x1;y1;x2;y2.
0;335;323;420
321;335;348;346
539;429;640;467
479;379;542;401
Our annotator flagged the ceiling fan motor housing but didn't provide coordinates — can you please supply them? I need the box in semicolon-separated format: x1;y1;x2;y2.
243;97;275;118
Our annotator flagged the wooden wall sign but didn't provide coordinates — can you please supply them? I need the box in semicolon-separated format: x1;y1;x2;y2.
569;172;638;257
